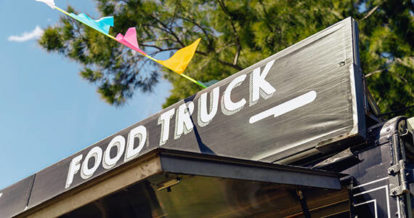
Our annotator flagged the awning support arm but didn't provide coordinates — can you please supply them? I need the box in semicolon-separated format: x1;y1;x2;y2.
296;189;311;218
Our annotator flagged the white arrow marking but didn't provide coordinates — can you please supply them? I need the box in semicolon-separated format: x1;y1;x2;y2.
249;91;317;124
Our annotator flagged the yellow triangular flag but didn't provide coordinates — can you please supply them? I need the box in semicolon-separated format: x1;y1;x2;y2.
157;38;201;74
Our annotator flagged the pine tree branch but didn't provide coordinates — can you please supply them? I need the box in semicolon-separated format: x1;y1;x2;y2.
177;15;214;51
196;50;242;70
151;8;242;71
216;0;241;66
149;15;185;47
361;5;380;21
258;0;275;31
379;105;414;117
365;56;414;78
365;69;384;77
395;57;414;67
146;13;242;71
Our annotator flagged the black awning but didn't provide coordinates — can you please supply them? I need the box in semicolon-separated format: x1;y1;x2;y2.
10;149;349;218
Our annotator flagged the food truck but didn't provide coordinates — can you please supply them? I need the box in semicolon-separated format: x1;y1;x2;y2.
2;17;414;217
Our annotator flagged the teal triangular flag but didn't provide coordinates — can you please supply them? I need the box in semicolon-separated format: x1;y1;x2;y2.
96;17;114;34
69;13;114;35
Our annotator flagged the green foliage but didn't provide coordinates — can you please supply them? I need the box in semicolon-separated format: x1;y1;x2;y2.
39;0;414;118
358;0;414;118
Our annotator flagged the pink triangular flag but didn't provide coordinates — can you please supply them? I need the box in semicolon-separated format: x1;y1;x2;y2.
123;28;139;48
116;27;146;55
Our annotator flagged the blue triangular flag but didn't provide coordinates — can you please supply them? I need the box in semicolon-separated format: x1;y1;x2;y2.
69;13;114;35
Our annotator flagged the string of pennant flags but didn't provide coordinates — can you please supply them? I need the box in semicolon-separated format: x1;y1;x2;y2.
36;0;207;88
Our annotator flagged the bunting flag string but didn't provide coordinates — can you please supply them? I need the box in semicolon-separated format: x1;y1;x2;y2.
35;0;207;88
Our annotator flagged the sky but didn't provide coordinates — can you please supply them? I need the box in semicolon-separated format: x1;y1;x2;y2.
0;0;172;189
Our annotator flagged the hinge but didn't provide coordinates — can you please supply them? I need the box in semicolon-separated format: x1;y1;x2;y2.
388;160;410;197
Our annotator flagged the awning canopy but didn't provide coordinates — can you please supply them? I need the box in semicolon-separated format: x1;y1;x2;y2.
10;149;348;218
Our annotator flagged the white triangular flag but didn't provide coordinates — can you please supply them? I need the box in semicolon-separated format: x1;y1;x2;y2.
36;0;56;9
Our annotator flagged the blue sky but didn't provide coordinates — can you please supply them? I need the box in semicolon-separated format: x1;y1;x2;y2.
0;0;171;189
